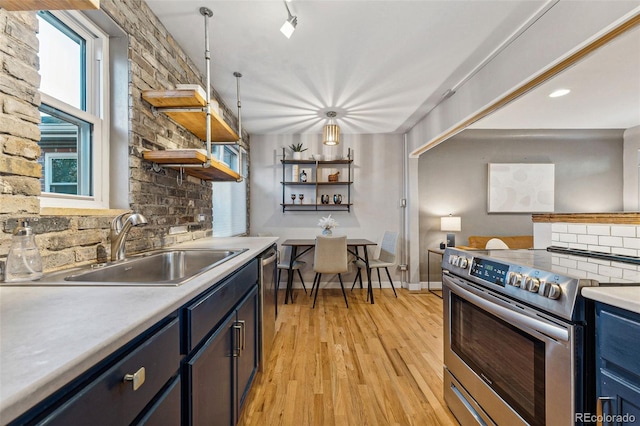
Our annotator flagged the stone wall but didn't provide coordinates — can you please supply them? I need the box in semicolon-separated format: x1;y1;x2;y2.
0;0;249;274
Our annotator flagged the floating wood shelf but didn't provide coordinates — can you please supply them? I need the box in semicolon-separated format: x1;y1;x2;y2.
0;0;99;9
143;150;241;182
142;89;239;142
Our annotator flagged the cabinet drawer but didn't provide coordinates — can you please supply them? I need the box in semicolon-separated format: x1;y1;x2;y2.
185;259;258;351
42;318;181;426
134;376;181;426
598;306;640;378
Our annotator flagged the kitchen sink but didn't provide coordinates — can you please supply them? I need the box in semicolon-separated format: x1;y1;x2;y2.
10;248;248;286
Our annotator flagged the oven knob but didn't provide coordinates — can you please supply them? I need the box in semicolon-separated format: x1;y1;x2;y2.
525;277;540;293
508;272;522;287
448;255;458;265
546;284;562;299
539;282;562;299
458;257;469;268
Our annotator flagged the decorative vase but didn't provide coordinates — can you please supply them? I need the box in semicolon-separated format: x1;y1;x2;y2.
292;152;302;160
322;228;332;236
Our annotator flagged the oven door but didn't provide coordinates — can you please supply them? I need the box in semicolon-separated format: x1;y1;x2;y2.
443;272;577;426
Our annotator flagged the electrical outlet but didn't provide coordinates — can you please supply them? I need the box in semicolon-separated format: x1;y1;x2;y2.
197;214;206;222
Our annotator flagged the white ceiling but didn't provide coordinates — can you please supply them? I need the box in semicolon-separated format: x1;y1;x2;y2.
471;23;640;130
145;1;640;136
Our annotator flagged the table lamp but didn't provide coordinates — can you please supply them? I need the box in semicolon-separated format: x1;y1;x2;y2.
441;216;461;247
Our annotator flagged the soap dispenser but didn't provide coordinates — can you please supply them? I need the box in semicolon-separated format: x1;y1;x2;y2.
4;219;43;282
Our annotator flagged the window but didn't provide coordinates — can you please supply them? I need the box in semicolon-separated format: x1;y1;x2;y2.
37;11;109;209
212;146;247;237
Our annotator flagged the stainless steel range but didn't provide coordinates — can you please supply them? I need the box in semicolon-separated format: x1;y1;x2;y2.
441;246;640;426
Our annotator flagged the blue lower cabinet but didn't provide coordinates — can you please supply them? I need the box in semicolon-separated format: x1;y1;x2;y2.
184;285;259;426
27;318;181;426
595;303;640;426
135;376;182;426
10;257;261;426
186;312;235;426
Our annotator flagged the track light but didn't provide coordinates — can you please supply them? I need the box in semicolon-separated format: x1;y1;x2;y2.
280;1;297;39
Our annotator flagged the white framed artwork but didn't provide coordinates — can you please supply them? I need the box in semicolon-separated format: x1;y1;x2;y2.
488;163;555;213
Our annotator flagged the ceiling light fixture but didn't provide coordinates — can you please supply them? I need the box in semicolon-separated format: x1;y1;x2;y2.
549;88;571;98
322;111;340;146
280;1;297;39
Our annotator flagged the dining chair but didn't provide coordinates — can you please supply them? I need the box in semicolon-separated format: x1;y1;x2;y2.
311;236;349;308
352;231;398;297
277;246;307;294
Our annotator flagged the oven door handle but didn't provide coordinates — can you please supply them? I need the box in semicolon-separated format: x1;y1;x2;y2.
445;276;569;342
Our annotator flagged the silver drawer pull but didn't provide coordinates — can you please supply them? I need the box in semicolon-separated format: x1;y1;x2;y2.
123;367;146;391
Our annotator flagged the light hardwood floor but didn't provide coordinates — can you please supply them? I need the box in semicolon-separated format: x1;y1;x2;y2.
239;287;458;425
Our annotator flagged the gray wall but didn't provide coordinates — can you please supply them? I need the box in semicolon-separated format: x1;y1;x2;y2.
419;128;624;281
250;133;405;287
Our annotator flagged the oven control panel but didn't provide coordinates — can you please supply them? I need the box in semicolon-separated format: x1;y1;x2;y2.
469;257;508;286
441;247;591;321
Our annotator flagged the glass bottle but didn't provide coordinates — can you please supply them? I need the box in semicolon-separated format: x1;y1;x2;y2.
4;220;43;282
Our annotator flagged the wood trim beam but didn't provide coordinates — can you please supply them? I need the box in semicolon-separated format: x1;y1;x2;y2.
532;213;640;224
411;13;640;157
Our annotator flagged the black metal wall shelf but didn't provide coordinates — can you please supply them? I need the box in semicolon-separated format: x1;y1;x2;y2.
280;147;353;212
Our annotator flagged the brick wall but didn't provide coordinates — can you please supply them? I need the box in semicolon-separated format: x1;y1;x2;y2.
0;1;249;274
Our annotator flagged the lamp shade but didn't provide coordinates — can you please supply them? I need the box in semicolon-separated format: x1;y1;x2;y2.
441;216;461;232
322;123;340;146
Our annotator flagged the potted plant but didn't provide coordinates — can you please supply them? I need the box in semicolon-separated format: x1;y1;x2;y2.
289;143;307;160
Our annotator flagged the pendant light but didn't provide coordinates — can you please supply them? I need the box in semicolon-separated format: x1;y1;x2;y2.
322;111;340;146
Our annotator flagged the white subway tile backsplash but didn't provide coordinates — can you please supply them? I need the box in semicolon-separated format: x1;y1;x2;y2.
612;261;639;271
623;269;640;281
551;223;568;233
567;224;587;234
611;226;637;237
555;242;569;248
598;265;624;279
623;237;640;250
566;268;588;278
588;245;611;253
559;234;578;243
611;247;639;257
577;261;599;273
568;243;589;250
551;233;559;241
577;234;599;245
558;258;578;269
587;225;611;236
599;236;623;247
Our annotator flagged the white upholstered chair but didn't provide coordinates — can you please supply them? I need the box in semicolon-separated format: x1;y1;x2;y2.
311;236;349;308
485;238;510;249
352;231;399;297
277;246;307;294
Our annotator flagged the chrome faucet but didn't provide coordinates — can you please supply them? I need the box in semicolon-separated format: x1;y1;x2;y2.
110;212;148;261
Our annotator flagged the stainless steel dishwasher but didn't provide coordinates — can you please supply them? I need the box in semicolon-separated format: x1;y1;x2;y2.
258;244;277;371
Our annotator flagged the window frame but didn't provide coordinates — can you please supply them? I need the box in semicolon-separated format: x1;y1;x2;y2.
44;152;79;194
212;145;248;237
37;10;110;209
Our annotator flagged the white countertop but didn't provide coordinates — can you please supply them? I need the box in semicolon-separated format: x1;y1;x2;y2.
582;286;640;315
0;237;277;425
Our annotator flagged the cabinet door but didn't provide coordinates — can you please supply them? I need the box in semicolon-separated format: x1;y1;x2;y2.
235;286;259;422
186;313;234;426
600;369;640;424
134;376;181;426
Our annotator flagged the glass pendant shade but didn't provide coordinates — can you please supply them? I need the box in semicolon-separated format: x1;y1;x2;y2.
323;123;340;146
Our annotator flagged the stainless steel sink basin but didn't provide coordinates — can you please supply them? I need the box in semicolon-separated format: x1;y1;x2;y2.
10;248;247;286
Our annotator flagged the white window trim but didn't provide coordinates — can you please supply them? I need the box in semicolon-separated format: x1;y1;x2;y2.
44;152;78;193
38;10;110;210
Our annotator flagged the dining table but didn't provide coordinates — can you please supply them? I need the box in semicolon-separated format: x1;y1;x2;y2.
280;238;378;304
